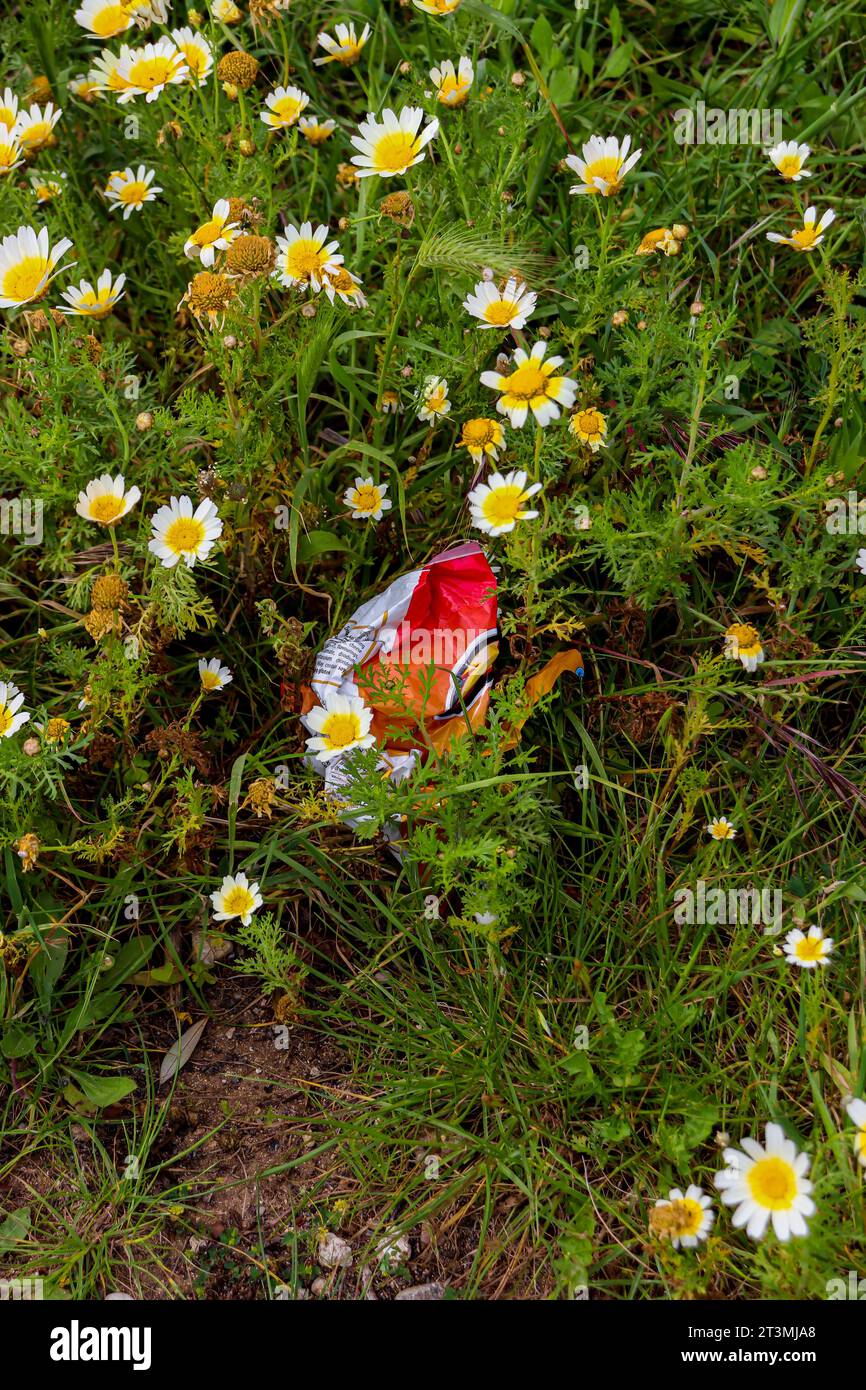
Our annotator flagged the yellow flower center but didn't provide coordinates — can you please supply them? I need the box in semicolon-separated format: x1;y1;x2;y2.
177;44;207;77
271;95;303;124
776;154;801;178
482;484;524;528
582;154;624;193
424;388;448;413
503;362;549;402
192;217;225;247
89;493;125;522
0;107;16;127
201;669;222;690
0;143;19;169
164;516;206;555
711;821;733;839
75;291;114;318
462;418;498;448
746;1156;797;1210
283;239;328;281
322;711;363;748
335;40;362;64
222;885;255;916
0;703;12;735
91;4;130;36
118;179;149;205
795;936;825;962
3;255;48;303
483;298;518;325
372;130;420;174
573;408;604;439
128;55;177;91
791;225;818;249
438;74;469;105
351;484;381;514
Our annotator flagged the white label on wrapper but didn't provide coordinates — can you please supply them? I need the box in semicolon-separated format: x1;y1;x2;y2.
311;623;379;701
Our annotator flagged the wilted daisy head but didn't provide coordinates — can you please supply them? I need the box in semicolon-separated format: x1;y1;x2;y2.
783;924;833;969
225;233;277;282
766;140;811;181
29;171;66;202
464;276;536;330
76;473;140;524
460;416;505;464
468;469;542;537
13;102;62;155
569;406;607;451
715;1123;814;1242
481;341;577;428
350;107;439;179
148;495;223;568
184;199;239;267
211;871;263;925
105;164;161;217
58;268;126;319
636;227;682;257
315;22;372;66
566;133;641;196
767;205;834;252
0;681;30;739
211;0;242;21
260;84;310;130
198;657;233;693
273;222;342;292
322;264;366;307
0;224;74;310
724;621;764;672
430;57;473;107
343;476;391;522
179;270;237;328
74;0;134;39
303;693;376;763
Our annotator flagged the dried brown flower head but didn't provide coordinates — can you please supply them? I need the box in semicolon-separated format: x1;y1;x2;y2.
217;51;259;89
181;271;237;329
17;832;40;871
44;716;71;744
83;607;119;642
244;777;277;819
225;232;276;281
91;574;129;609
379;190;415;227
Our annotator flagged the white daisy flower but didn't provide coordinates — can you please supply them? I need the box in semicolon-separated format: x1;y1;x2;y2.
126;0;171;27
480;340;577;428
148;495;223;568
845;1097;866;1168
210;0;242;22
273;221;343;292
58;268;126;319
0;133;24;177
68;75;103;101
322;264;367;307
115;39;189;103
75;473;141;524
170;27;214;85
298;116;337;146
766;140;812;181
460;416;505;464
342;476;391;521
260;85;310;130
303;693;376;763
0;88;19;131
714;1123;815;1241
417;375;451;422
89;47;135;97
0;681;30;739
29;171;66;201
74;0;134;40
198;657;233;692
413;0;462;12
184;199;239;266
314;23;372;66
0;224;74;309
105;165;161;217
653;1186;714;1250
463;276;536;330
12;103;63;156
568;405;608;451
783;925;834;969
707;816;736;841
350;106;439;179
723;621;765;673
467;469;542;537
210;871;263;926
767;205;835;252
566;132;641;196
429;56;473;107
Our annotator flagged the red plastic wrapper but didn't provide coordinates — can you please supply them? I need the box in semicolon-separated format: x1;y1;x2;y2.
300;541;499;799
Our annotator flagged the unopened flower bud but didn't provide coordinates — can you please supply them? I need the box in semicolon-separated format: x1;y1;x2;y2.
135;410;153;431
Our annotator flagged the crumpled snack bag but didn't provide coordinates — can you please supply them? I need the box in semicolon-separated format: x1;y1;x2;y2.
300;541;499;799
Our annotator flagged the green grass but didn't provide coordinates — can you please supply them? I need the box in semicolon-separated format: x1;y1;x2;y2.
0;0;865;1299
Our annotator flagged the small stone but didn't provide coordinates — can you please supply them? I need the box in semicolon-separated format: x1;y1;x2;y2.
317;1233;352;1269
394;1282;445;1301
311;1277;327;1295
375;1229;411;1269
